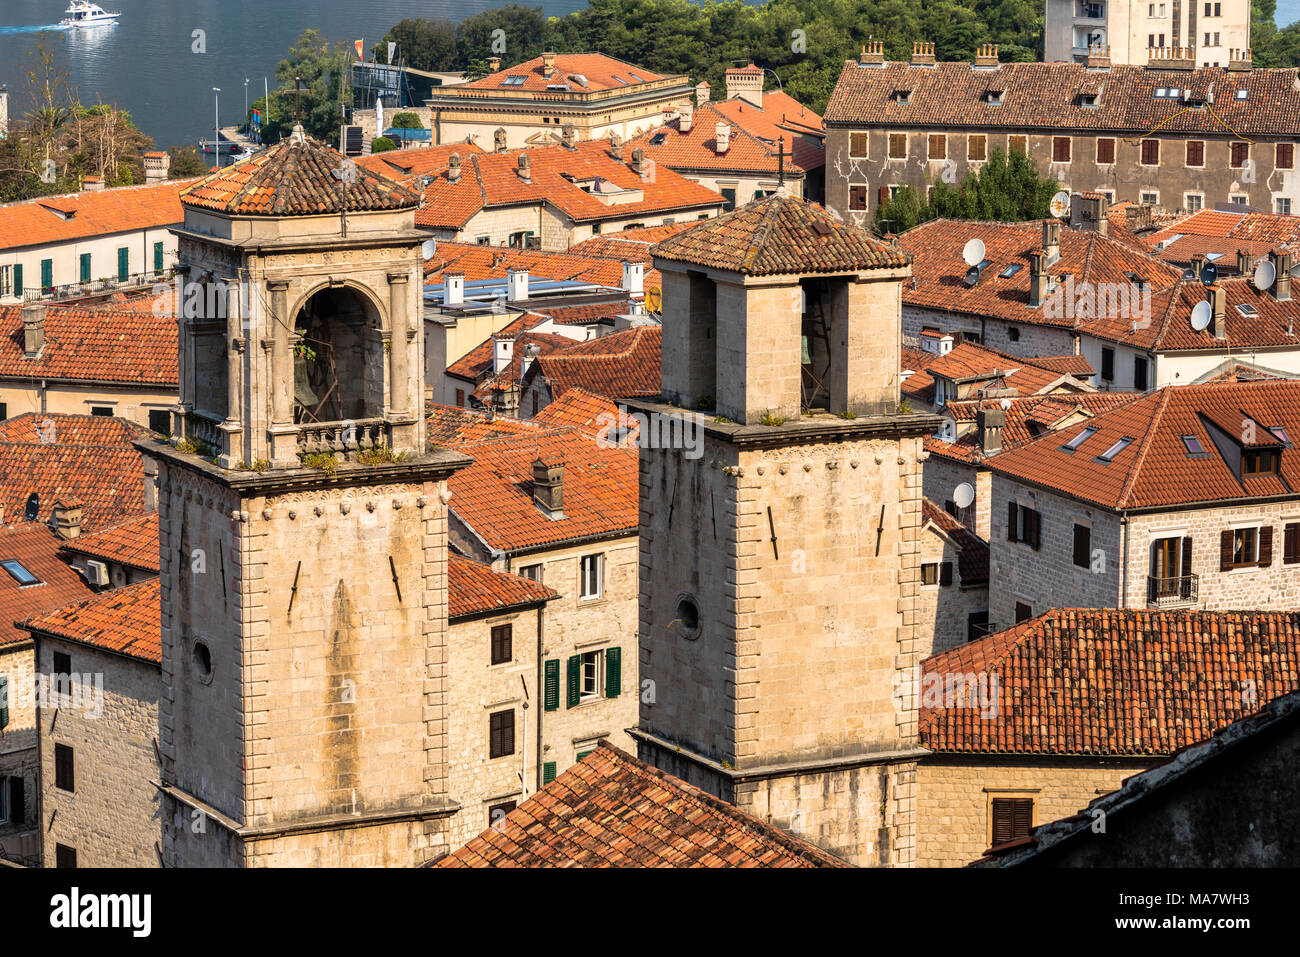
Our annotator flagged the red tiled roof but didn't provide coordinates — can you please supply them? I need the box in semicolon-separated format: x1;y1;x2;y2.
427;406;637;552
901;347;937;402
0;305;177;386
527;326;661;401
711;91;825;166
530;387;624;436
825;60;1300;137
987;379;1300;509
922;608;1300;756
425;241;660;292
0;414;150;531
0;524;98;647
0;180;193;253
652;193;909;275
413;140;723;229
22;577;161;664
1147;208;1300;249
353;143;485;185
926;392;1139;464
567;222;697;263
455;53;678;94
628;98;823;177
469;331;575;404
922;498;989;584
434;742;846;867
921;342;1089;395
181;132;422;215
60;512;159;573
448;553;556;620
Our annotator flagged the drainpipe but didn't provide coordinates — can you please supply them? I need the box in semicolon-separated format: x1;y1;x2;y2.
520;682;529;802
535;604;545;793
1120;511;1130;608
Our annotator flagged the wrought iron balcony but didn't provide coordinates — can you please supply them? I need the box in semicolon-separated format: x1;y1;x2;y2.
1147;573;1198;607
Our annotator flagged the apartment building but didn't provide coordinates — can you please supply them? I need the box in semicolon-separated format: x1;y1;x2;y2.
824;44;1299;220
1045;0;1251;67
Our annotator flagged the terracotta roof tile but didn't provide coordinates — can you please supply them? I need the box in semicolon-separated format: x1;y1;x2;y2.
0;180;193;253
0;524;97;647
434;742;846;867
22;577;161;663
652;193;908;275
60;512;159;573
922;608;1300;755
567;222;697;263
926;392;1140;464
455;53;678;94
0;304;177;387
425;241;660;291
448;553;556;619
629;97;824;176
530;387;624;437
528;326;661;401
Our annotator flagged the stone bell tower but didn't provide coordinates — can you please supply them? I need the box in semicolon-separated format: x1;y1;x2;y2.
628;195;941;866
148;127;471;866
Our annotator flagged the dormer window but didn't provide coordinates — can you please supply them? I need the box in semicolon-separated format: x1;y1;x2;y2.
985;90;1004;105
1244;449;1280;475
1271;426;1291;447
1079;94;1098;108
893;89;911;105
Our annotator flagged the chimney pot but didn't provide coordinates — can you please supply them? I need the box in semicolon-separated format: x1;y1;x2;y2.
1270;248;1293;301
679;99;694;133
714;122;731;154
52;499;83;540
976;406;1004;454
1236;249;1254;276
609;132;623;162
695;81;710;105
542;51;557;78
508;268;529;302
1029;251;1049;308
1211;284;1229;339
532;456;565;517
622;260;644;296
488;57;501;73
447;152;462;183
1043;220;1061;263
444;272;465;308
22;302;46;357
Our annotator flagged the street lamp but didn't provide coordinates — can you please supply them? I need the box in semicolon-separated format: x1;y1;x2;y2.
213;87;221;165
244;78;249;133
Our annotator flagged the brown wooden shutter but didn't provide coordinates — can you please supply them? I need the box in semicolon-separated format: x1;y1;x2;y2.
1181;537;1193;576
1220;529;1234;570
1008;501;1019;542
991;798;1034;846
1284;524;1300;565
878;186;890;207
1259;525;1274;566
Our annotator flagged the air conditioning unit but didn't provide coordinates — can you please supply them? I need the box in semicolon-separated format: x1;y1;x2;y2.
84;560;109;587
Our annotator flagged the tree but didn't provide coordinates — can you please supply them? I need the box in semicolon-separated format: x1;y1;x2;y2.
371;137;398;153
274;29;353;141
390;112;423;129
168;146;210;178
457;4;548;74
377;18;458;72
874;186;929;233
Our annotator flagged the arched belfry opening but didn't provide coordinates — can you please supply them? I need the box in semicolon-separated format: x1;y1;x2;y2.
292;287;385;425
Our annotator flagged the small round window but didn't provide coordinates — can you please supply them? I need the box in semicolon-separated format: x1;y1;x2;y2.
192;640;213;684
675;596;701;641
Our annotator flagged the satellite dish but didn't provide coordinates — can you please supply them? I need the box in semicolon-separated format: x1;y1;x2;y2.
1000;397;1013;410
1254;259;1276;291
421;238;437;261
1199;260;1218;286
953;483;975;509
1190;300;1212;332
1049;190;1071;219
962;238;986;267
24;493;39;522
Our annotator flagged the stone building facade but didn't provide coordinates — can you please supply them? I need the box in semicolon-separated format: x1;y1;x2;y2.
0;639;38;864
1044;0;1251;68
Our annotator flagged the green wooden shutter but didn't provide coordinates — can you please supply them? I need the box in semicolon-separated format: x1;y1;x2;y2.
542;761;556;784
79;253;91;283
13;264;22;297
604;647;621;698
153;241;164;273
0;675;9;729
117;247;129;281
40;259;53;292
543;659;560;712
566;654;580;708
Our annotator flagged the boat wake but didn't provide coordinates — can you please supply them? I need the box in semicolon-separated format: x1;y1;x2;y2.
0;24;69;34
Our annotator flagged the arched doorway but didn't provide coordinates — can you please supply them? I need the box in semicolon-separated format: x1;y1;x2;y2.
292;286;385;424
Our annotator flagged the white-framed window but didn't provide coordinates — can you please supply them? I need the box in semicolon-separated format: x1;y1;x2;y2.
0;266;11;298
1185;193;1203;213
1096;189;1115;203
580;553;604;599
580;649;603;701
1140;190;1159;205
1278;197;1293;215
519;563;543;582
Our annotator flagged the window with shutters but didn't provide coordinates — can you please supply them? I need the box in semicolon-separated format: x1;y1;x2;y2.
1140;139;1160;165
940;562;953;586
1008;135;1028;155
990;797;1034;846
490;624;512;665
1284;523;1300;565
1052;137;1071;163
1277;144;1295;170
55;743;75;792
579;650;602;701
1073;524;1091;568
849;184;868;211
55;844;77;868
53;651;72;697
1007;501;1041;549
1230;142;1249;168
1187;140;1205;167
928;134;947;161
154;241;164;273
489;709;515;758
849;132;868;157
116;247;129;282
1134;356;1148;391
580;553;604;599
543;658;560;711
542;761;557;784
969;134;987;162
888;133;907;159
1096;137;1115;164
1222;526;1264;568
921;563;938;586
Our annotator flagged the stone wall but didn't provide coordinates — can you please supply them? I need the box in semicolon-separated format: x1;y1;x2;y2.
0;642;38;862
918;522;988;656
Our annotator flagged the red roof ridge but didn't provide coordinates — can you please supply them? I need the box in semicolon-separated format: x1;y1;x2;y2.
1115;385;1173;509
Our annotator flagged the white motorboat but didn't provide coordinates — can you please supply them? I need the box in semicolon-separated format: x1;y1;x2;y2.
59;2;121;28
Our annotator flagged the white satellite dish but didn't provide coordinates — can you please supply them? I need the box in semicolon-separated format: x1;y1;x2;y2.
1049;190;1071;219
962;238;986;267
1190;300;1212;332
1000;397;1013;410
953;482;975;509
421;238;437;261
1253;259;1276;291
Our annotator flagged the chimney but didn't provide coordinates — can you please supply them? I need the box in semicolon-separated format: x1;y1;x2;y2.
911;41;935;66
1236;249;1254;276
81;175;104;192
508;268;529;302
488;56;501;73
494;127;508;152
695;80;711;104
609;132;623;162
1210;285;1229;339
143;150;171;184
714;122;730;154
974;44;999;68
520;342;541;378
444;272;464;308
725;65;763;107
561;122;576;149
51;499;84;540
1029;251;1049;308
622;260;644;297
976;405;1005;455
22;303;45;357
1069;193;1108;236
1043;219;1061;264
541;51;557;78
858;40;885;67
532;456;565;518
493;337;513;374
679;99;694;133
1125;204;1154;233
1270;248;1293;301
517;152;532;182
447;152;462;183
631;147;647;175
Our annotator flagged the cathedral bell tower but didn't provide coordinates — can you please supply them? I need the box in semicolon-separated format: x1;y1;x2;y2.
148;127;471;866
629;195;941;866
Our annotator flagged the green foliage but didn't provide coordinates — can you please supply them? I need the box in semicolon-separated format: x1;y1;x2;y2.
836;409;857;419
357;445;410;465
237;459;271;473
174;438;211;457
300;451;339;474
377;17;459;72
695;394;716;412
168;146;209;178
272;29;354;142
456;4;549;77
713;414;735;424
371;137;398;154
390;112;423;129
899;399;914;413
759;409;787;427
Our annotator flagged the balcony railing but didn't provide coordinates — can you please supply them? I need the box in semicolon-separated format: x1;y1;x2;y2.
1147;573;1198;607
296;418;390;456
185;410;224;451
22;268;174;304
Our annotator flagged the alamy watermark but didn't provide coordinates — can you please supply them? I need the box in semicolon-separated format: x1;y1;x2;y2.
595;407;703;460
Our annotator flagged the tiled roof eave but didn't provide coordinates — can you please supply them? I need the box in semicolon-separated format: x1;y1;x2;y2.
449;592;560;623
28;626;162;668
